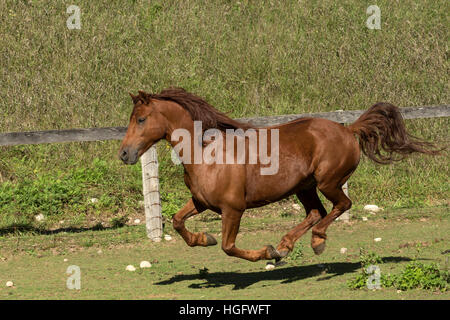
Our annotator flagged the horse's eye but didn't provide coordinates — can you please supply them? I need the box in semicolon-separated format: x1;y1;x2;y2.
137;117;146;124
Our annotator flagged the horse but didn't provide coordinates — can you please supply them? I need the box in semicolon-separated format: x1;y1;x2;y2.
119;88;440;262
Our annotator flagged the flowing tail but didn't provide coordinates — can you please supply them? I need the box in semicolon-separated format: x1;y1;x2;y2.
348;103;441;164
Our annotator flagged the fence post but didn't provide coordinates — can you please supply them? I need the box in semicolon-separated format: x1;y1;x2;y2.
340;182;350;223
141;146;163;242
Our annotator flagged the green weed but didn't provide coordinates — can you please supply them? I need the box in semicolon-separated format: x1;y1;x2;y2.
348;248;449;292
383;261;449;292
288;243;304;262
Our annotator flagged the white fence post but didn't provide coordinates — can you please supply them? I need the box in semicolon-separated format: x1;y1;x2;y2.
340;182;350;223
141;146;163;242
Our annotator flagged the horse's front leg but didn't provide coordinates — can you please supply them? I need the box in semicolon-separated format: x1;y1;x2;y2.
221;208;281;262
172;198;217;247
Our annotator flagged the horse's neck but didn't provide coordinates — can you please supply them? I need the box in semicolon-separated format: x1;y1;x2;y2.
164;115;199;171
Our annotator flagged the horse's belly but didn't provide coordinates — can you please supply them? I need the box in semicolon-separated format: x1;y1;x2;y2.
244;170;315;208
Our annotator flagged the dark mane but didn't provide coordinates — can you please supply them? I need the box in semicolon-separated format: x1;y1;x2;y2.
136;88;253;131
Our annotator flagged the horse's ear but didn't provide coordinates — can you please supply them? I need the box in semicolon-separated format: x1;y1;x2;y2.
129;92;139;104
137;90;150;103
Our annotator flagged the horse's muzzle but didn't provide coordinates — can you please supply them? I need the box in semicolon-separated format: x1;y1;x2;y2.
119;147;139;165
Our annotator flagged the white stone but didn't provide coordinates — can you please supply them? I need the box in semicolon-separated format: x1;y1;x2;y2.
140;261;152;268
265;263;275;270
134;219;141;225
90;198;99;203
374;238;382;242
164;234;172;241
125;265;136;272
6;281;14;287
363;205;382;213
63;258;68;262
362;217;368;221
340;247;348;254
34;214;45;222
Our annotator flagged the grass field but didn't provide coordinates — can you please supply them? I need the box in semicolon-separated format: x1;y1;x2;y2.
0;205;448;299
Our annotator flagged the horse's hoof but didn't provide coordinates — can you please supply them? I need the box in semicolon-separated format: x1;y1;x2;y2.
204;233;217;246
265;245;282;260
277;249;290;258
312;241;326;255
272;249;290;262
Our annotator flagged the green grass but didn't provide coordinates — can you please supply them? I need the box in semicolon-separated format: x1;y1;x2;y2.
0;206;448;299
0;0;449;229
347;249;449;292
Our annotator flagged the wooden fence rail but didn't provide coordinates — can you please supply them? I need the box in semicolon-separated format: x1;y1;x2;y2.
1;105;449;240
1;105;448;146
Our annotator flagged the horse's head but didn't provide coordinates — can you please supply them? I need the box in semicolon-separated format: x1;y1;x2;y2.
119;91;168;164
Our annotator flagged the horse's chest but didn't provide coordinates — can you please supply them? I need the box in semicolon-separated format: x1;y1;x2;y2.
185;172;231;213
183;173;212;206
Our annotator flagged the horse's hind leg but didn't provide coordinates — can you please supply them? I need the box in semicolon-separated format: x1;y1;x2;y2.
276;188;327;258
172;198;217;247
311;182;352;255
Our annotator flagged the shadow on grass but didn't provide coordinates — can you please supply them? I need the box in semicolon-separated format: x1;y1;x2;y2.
0;222;118;236
155;256;413;290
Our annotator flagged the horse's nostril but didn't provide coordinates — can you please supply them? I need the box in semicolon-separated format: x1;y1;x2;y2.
120;150;128;161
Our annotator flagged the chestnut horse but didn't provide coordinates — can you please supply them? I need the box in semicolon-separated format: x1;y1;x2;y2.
119;88;439;262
